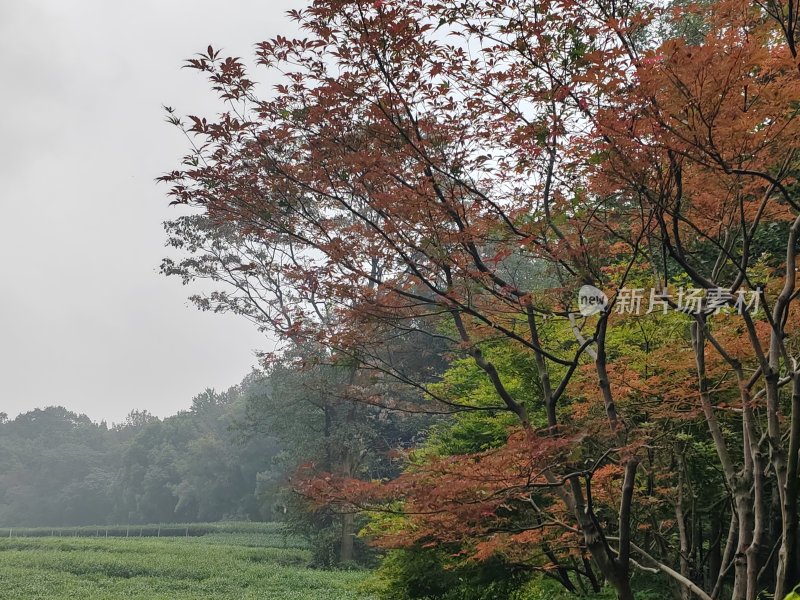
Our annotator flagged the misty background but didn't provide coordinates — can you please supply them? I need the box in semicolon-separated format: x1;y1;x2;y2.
0;1;301;423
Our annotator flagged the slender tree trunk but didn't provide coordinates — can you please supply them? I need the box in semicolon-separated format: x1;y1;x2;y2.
567;463;638;600
583;555;602;593
708;513;722;591
527;306;556;429
336;431;356;564
340;511;355;563
692;321;754;600
676;478;692;600
765;214;800;599
766;371;791;600
338;363;362;565
543;545;577;593
733;490;755;600
776;373;800;598
744;447;765;600
712;511;738;600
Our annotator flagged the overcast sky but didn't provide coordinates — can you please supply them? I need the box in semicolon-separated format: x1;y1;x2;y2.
0;1;300;424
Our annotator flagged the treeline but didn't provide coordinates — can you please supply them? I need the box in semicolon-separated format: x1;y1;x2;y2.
0;355;435;566
0;380;278;527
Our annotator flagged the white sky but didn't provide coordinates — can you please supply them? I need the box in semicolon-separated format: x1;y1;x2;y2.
0;0;301;424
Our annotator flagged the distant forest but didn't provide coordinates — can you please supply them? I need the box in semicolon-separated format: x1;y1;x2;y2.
0;378;276;527
0;346;434;536
0;353;427;534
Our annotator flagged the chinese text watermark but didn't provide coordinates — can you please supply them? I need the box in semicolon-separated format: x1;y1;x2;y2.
577;286;762;316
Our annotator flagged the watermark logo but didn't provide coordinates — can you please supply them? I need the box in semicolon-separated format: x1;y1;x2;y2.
615;286;761;316
578;285;609;316
577;286;762;316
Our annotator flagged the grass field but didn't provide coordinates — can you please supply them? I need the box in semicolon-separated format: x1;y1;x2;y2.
0;526;375;599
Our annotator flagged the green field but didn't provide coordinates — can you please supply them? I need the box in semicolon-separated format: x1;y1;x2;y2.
0;526;374;599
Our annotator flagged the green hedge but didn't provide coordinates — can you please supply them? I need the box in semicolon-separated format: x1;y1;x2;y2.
0;521;281;539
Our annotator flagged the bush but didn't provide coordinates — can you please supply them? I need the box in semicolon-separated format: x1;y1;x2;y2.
281;494;375;568
370;547;533;600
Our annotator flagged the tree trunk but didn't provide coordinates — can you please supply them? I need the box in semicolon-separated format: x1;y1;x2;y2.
732;490;754;600
776;374;800;599
568;468;637;600
676;485;692;600
707;514;722;591
340;511;355;564
583;555;603;593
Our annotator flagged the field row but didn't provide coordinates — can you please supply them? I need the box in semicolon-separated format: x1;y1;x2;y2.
0;530;374;599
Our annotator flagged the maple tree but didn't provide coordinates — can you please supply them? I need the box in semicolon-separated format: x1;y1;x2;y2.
593;1;800;597
161;0;800;598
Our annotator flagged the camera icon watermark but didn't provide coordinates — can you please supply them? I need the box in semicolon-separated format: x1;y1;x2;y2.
577;285;609;316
